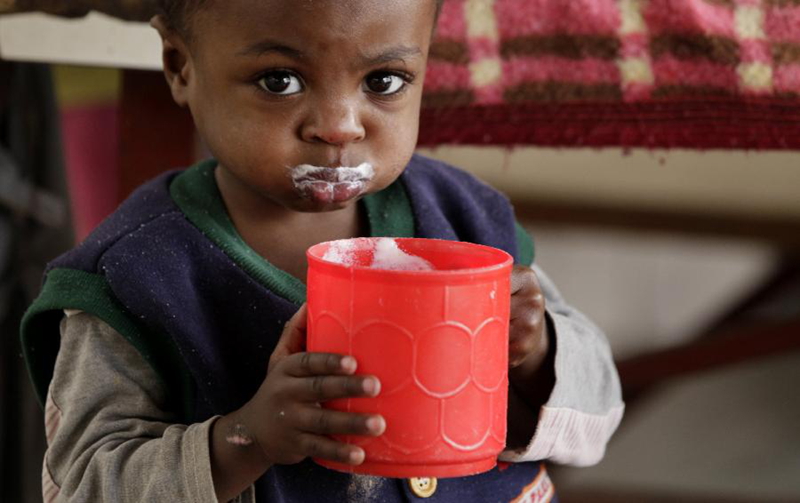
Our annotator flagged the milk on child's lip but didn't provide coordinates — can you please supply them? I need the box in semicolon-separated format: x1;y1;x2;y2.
322;238;434;271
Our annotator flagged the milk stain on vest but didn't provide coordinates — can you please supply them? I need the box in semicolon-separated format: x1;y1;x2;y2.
346;474;384;500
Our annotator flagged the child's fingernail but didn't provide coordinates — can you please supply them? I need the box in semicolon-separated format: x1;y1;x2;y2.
349;449;365;464
341;356;356;372
366;416;386;434
362;377;380;396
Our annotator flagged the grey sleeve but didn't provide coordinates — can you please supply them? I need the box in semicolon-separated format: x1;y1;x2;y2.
499;264;625;466
42;312;256;503
536;264;623;415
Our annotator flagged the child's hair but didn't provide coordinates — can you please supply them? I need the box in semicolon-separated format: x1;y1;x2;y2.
158;0;446;37
157;0;206;35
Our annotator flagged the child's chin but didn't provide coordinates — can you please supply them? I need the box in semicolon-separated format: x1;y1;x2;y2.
292;196;357;213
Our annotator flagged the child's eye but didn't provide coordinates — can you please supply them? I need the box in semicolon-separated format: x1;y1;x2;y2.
363;72;410;96
257;71;303;95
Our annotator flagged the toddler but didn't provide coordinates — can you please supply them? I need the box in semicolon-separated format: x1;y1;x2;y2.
22;1;624;501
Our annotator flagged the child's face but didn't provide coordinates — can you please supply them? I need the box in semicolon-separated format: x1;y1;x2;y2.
173;0;437;213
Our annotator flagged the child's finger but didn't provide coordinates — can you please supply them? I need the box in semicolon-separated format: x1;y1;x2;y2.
510;293;544;321
509;316;548;369
270;304;309;367
295;408;386;437
508;329;537;368
510;265;541;297
283;352;359;377
509;310;543;341
288;373;381;401
297;433;366;465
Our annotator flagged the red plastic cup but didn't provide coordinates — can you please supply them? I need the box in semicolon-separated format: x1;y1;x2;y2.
306;237;513;478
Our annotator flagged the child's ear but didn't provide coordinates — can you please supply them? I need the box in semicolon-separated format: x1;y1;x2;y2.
150;15;193;108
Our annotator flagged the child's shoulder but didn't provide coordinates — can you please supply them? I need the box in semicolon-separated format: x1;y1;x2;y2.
403;153;511;205
405;153;492;183
400;154;521;257
51;170;184;273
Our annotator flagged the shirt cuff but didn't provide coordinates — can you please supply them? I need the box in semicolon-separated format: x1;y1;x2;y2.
499;404;624;466
499;306;624;466
182;417;257;503
182;416;221;503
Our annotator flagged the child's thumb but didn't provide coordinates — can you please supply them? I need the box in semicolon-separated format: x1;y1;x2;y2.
270;304;308;367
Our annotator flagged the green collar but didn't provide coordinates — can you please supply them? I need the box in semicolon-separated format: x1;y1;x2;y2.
169;159;415;305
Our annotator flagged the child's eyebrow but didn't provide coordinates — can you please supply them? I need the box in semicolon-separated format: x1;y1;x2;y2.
236;41;422;67
237;41;305;59
359;46;423;66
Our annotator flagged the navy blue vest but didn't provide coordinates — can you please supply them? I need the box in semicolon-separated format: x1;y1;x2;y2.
22;154;554;502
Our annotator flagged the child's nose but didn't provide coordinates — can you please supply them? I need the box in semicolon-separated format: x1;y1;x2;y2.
301;99;366;146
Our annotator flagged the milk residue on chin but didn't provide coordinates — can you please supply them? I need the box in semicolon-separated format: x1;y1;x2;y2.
320;238;434;271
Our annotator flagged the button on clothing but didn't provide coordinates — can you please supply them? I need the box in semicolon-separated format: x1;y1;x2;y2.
408;477;438;498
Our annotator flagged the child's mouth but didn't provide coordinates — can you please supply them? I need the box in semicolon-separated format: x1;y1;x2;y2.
291;163;375;204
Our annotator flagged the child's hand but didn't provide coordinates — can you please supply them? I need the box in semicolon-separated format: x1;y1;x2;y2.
242;304;385;467
211;305;385;501
509;266;550;382
506;266;555;447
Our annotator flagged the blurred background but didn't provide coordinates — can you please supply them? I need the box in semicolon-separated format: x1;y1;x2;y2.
1;1;799;502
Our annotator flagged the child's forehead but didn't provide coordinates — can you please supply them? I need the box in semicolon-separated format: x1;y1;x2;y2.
193;0;437;55
198;0;436;27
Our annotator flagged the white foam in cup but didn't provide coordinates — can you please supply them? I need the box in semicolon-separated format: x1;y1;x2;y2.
322;238;434;271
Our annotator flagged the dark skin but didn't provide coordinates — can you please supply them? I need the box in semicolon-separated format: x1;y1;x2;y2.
152;1;554;500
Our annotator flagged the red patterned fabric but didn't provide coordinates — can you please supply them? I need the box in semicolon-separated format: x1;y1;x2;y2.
419;0;800;149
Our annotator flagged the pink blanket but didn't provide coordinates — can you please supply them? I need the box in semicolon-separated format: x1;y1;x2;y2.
420;0;800;149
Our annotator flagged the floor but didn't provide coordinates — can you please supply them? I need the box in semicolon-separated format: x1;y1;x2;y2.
555;351;800;502
523;224;800;502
